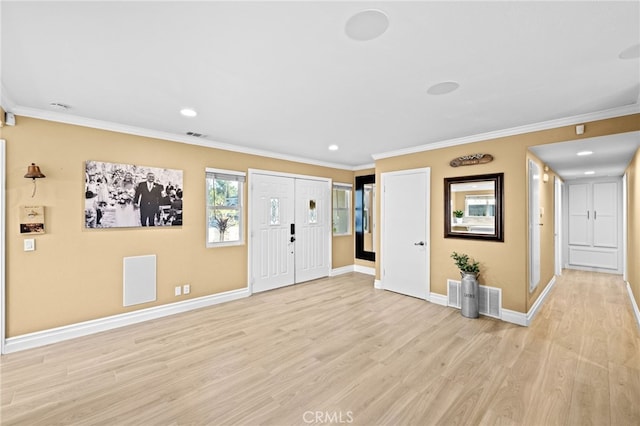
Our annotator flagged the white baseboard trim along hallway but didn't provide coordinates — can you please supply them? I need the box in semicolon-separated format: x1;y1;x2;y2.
627;281;640;331
4;288;250;354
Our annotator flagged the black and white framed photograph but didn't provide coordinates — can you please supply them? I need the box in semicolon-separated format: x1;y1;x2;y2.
85;160;183;229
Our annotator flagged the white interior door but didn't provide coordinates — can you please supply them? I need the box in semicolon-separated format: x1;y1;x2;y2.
251;174;295;293
294;179;331;283
381;168;430;300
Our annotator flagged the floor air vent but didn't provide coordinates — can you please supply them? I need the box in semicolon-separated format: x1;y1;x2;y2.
447;279;501;318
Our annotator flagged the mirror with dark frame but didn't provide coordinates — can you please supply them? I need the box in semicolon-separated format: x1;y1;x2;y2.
444;173;504;242
355;175;375;261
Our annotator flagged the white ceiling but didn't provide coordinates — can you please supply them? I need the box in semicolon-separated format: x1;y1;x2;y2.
2;1;639;169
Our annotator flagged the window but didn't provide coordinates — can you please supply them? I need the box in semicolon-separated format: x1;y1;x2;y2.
465;195;496;217
332;183;352;235
206;168;245;247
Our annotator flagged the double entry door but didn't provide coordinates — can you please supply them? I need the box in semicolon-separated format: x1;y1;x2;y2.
250;172;331;293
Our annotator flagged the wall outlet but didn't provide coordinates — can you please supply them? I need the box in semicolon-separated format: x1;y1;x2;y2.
174;286;182;296
183;284;190;294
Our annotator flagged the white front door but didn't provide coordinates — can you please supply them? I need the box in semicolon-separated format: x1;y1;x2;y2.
381;168;430;300
251;174;295;293
294;179;331;283
250;172;331;293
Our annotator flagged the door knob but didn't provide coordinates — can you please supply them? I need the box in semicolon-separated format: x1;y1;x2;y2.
290;236;296;243
414;241;425;246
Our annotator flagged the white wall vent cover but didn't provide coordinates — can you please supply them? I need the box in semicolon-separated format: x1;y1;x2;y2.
447;279;502;319
123;255;157;307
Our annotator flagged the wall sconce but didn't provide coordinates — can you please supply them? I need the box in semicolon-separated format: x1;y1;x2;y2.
542;165;549;183
576;124;585;135
24;163;46;197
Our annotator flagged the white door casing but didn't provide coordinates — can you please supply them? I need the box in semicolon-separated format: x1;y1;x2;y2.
381;168;430;300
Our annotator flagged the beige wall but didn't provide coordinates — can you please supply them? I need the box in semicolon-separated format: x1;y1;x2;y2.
2;113;638;337
627;147;640;312
375;114;640;313
2;116;355;336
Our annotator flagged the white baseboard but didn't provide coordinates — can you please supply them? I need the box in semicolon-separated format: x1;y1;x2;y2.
500;276;557;327
501;309;528;326
527;276;557;325
354;265;375;276
627;281;640;332
374;279;382;289
4;287;250;354
330;265;355;276
429;292;448;306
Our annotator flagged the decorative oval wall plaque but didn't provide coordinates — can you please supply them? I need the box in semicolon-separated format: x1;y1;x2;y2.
450;153;493;167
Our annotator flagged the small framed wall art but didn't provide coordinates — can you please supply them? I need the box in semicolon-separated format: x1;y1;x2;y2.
19;205;45;234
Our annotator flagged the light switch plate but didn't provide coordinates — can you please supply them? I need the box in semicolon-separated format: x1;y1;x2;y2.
24;239;35;251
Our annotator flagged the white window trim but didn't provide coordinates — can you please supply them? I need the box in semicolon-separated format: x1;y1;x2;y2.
332;182;353;236
206;168;246;248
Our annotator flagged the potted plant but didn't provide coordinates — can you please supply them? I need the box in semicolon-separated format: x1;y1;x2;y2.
451;252;480;318
453;210;464;223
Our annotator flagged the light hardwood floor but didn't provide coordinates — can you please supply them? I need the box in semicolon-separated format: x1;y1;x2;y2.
1;270;639;425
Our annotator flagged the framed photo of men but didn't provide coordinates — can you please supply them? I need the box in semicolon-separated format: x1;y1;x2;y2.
84;160;184;229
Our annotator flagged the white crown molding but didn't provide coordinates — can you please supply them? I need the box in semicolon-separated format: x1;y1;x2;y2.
353;163;376;171
8;105;357;171
0;84;17;113
372;103;640;161
3;287;250;354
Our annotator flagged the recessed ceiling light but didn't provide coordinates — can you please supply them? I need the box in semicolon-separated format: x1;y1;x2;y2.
584;171;595;175
328;144;339;151
577;150;593;156
619;43;640;60
427;81;460;95
345;10;389;41
180;108;198;117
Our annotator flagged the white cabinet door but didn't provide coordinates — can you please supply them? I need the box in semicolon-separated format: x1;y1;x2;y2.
566;179;620;272
592;182;617;248
568;183;590;246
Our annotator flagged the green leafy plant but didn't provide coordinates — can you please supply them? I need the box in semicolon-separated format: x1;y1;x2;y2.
453;210;464;218
451;251;480;274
